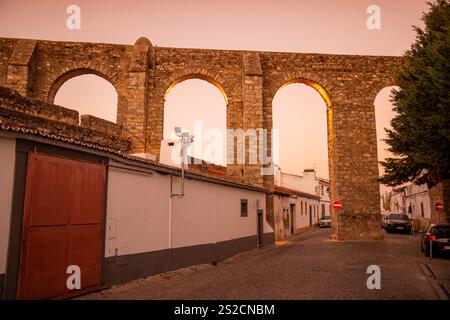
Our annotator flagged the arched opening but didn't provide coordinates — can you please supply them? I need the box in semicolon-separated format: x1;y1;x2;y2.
272;81;331;229
164;74;228;106
54;74;118;123
161;78;227;167
272;82;330;178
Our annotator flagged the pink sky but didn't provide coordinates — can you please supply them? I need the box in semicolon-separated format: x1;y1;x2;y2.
0;0;428;180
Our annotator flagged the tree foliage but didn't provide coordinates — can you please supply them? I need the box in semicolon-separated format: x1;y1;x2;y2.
380;0;450;188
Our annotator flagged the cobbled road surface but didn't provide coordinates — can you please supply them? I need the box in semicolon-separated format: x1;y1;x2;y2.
81;228;446;300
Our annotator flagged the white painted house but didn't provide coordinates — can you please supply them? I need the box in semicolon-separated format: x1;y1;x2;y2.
0;88;275;299
275;167;330;218
389;184;432;230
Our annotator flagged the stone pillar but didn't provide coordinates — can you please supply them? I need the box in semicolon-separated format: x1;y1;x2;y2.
121;37;152;153
240;52;264;186
330;97;383;240
6;39;37;96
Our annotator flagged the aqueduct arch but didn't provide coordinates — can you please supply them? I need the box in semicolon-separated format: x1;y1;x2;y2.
0;36;402;240
163;76;228;165
163;72;229;106
48;68;119;103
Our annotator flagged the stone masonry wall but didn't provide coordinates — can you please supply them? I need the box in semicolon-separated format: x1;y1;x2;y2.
0;36;403;240
0;86;131;152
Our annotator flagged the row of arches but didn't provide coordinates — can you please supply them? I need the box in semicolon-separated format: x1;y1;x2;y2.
54;71;398;188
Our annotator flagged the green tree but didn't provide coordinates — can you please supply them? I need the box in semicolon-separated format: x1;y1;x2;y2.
380;0;450;188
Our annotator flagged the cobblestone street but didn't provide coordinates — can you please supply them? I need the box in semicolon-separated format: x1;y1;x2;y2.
81;229;449;300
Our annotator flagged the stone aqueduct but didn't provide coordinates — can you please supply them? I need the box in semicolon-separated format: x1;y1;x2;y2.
0;37;402;240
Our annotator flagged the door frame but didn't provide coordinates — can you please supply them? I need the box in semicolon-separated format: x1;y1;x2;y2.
4;139;108;299
257;209;264;248
290;204;295;234
309;205;312;226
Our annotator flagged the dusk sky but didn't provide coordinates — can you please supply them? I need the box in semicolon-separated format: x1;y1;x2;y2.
0;0;428;180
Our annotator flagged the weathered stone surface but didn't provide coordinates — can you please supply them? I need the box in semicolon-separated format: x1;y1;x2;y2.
0;37;404;240
80;114;124;137
6;39;37;96
0;86;132;152
0;85;78;125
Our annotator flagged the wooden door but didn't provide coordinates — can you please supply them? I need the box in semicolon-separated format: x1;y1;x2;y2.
17;152;105;299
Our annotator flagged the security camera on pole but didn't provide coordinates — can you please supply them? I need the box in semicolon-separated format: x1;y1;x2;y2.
171;127;194;199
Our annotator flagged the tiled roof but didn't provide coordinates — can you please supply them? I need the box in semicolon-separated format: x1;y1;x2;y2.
273;185;320;200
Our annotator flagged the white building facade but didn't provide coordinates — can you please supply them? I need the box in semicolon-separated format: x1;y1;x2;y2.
275;167;330;218
389;184;432;230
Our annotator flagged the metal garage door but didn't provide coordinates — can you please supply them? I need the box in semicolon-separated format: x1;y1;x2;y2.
17;152;105;299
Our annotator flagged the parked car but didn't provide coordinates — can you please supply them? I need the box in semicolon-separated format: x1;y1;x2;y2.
318;215;331;228
421;224;450;257
384;213;412;234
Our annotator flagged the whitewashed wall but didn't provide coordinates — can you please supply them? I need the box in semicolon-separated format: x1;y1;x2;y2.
390;191;405;213
405;184;431;219
278;171;316;194
294;197;320;229
274;194;320;240
275;169;329;220
106;160;270;257
171;177;269;248
105;162;171;258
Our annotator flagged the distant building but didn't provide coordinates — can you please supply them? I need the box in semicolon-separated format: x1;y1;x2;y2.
388;182;449;231
272;186;321;240
273;166;330;240
389;186;406;214
405;183;431;229
275;167;330;217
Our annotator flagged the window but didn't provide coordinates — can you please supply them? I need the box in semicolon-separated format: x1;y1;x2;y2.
420;202;424;217
240;199;248;217
301;201;303;215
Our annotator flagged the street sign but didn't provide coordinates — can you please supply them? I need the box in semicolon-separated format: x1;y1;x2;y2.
333;200;343;211
435;202;444;212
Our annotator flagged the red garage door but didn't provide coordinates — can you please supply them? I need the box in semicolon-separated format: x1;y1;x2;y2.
17;152;105;299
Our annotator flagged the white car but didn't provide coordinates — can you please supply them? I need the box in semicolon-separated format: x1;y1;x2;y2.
318;215;331;228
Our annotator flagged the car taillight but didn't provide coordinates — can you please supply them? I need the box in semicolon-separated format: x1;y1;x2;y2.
428;234;436;241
